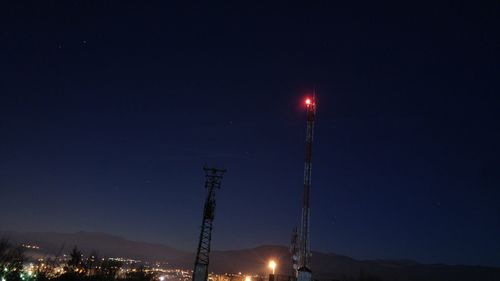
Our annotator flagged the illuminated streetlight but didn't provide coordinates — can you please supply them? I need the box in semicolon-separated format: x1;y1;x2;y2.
159;276;165;281
268;260;277;275
245;276;252;281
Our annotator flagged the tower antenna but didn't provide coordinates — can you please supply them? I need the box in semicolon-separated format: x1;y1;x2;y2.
297;95;316;281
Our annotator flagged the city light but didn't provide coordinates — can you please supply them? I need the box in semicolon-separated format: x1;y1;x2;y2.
268;260;277;275
245;276;251;281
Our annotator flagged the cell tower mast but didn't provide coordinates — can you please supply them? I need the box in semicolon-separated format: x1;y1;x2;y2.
298;96;316;281
192;167;226;281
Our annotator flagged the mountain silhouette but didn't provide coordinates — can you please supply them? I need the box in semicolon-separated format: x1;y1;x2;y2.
1;230;499;281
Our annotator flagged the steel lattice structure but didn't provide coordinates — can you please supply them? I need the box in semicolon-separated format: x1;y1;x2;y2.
192;167;226;281
297;97;316;281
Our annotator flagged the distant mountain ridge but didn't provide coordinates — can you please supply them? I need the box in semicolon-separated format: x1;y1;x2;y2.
1;230;499;281
0;230;188;261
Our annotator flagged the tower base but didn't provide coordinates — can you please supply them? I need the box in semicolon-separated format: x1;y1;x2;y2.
297;267;312;281
192;264;208;281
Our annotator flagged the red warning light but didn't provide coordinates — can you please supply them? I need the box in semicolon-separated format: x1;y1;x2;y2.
305;98;311;105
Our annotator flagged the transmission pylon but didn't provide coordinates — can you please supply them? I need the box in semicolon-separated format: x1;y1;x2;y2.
192;167;226;281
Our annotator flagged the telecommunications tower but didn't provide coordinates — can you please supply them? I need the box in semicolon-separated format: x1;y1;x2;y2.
192;167;226;281
294;96;316;281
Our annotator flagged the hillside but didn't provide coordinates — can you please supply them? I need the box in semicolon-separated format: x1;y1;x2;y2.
0;230;189;261
1;231;499;281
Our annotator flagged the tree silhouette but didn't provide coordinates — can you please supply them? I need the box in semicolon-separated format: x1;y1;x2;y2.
85;250;100;276
0;239;25;281
99;259;123;280
63;246;86;278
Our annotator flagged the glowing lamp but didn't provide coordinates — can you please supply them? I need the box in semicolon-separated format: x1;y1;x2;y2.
305;98;311;105
268;260;277;275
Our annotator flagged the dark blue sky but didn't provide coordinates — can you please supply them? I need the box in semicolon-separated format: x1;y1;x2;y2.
1;1;499;267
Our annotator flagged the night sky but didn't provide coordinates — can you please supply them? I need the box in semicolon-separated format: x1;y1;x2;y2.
1;2;499;267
